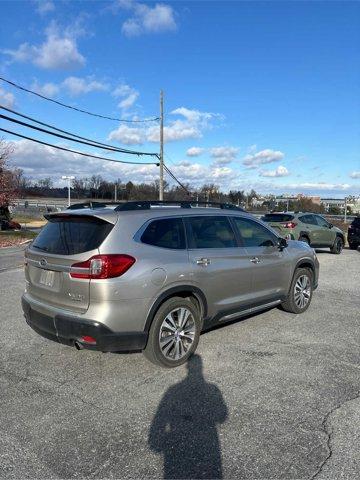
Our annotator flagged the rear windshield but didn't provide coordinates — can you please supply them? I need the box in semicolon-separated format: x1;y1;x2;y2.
32;216;113;255
261;214;294;223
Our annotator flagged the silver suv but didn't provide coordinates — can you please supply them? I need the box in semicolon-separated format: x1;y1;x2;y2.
22;201;319;368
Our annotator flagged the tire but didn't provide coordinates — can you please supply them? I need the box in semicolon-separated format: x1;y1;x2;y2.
281;268;313;314
143;296;201;368
349;242;359;251
330;236;343;254
299;235;310;245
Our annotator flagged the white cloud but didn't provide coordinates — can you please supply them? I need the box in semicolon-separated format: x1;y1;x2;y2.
283;182;350;191
108;125;144;145
62;77;108;96
7;139;159;184
35;1;55;15
243;148;284;167
186;147;205;157
210;146;239;166
350;171;360;179
108;106;221;145
169;161;235;188
3;23;85;70
113;83;139;109
5;138;357;196
30;77;108;98
0;88;15;108
260;165;290;178
120;1;177;37
31;81;60;97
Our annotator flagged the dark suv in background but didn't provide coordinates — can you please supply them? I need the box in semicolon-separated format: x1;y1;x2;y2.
348;217;360;250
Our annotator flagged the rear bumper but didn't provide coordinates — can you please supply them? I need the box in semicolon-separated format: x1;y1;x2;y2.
22;296;147;352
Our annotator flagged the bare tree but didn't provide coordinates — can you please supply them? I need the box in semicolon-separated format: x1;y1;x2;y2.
0;138;17;207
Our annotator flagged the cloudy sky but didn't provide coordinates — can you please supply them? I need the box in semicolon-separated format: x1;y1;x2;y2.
0;0;359;197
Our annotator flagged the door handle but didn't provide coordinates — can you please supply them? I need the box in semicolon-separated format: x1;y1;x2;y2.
250;257;260;264
196;258;211;266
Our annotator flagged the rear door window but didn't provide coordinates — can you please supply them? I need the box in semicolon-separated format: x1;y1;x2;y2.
141;218;186;249
32;216;113;255
186;216;237;249
299;215;317;225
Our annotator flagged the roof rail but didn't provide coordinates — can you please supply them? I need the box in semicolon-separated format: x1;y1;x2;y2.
67;201;121;210
114;201;245;212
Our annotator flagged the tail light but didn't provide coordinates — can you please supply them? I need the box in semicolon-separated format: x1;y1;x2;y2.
281;221;297;229
80;335;97;345
70;254;135;279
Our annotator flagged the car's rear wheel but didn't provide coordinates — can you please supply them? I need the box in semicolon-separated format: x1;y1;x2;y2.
330;236;343;254
349;242;359;250
299;235;310;245
281;268;313;314
143;297;201;368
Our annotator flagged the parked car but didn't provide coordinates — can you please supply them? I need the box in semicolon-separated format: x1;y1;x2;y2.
261;212;344;254
22;201;319;368
0;219;21;231
348;217;360;250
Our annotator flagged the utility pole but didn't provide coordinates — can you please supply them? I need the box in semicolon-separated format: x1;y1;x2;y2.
62;175;74;207
114;183;117;202
159;90;164;201
344;196;347;223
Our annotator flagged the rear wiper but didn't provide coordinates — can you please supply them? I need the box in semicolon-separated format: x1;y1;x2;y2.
32;245;49;252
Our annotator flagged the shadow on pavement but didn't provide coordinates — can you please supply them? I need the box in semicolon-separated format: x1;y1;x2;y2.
148;354;228;479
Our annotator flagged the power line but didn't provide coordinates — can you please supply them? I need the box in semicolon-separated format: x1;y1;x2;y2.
163;163;191;195
0;128;159;166
0;105;155;154
0;76;159;123
0;111;158;157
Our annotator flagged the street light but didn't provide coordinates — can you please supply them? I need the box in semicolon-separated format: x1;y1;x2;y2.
62;175;75;207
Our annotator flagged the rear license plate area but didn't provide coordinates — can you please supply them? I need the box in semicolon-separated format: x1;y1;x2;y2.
39;269;55;287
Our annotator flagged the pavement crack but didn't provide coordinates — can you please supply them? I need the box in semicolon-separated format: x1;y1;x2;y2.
309;391;360;480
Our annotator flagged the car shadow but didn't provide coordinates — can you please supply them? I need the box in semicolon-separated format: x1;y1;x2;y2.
148;354;228;479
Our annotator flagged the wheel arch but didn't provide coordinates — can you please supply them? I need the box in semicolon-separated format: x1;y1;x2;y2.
298;231;311;243
144;285;208;333
293;258;316;287
335;231;345;242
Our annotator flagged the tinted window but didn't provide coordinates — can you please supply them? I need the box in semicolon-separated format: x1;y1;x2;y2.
141;218;185;249
233;217;277;247
187;216;237;249
32;216;113;255
314;215;329;227
299;215;317;225
262;214;294;223
352;218;360;226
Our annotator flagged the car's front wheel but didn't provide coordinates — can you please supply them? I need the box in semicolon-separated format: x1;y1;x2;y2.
349;242;359;251
281;268;313;314
330;236;343;254
143;297;201;368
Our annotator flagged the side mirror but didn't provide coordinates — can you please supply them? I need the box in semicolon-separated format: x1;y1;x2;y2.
277;237;288;251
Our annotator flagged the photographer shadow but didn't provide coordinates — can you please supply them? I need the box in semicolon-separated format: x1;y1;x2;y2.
148;354;228;479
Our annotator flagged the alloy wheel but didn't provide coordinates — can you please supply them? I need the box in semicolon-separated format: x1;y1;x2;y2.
159;307;196;361
294;274;311;309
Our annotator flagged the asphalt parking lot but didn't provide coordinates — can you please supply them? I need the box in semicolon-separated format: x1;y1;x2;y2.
0;248;359;479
